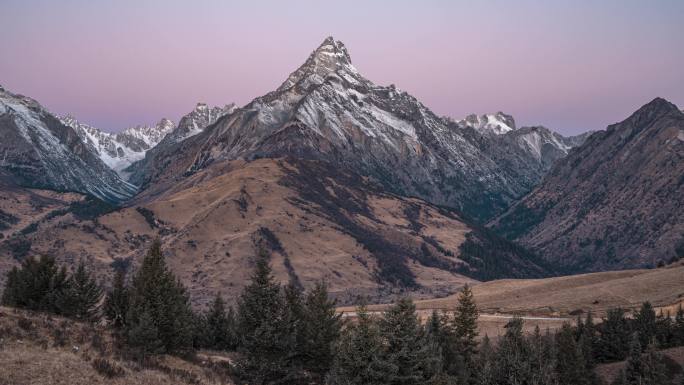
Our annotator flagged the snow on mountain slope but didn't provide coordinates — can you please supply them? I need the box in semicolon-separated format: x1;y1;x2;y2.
458;112;516;135
131;37;584;221
60;116;174;178
0;85;136;203
62;102;236;181
161;102;237;145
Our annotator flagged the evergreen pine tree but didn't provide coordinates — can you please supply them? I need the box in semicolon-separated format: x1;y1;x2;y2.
597;308;631;362
280;282;308;384
654;310;674;348
104;269;129;328
452;284;479;384
127;307;163;358
56;261;103;321
580;311;598;369
1;266;20;307
236;249;287;384
640;342;668;385
675;305;684;346
380;297;437;385
633;302;657;348
126;240;195;354
1;255;69;313
205;293;234;351
477;335;496;385
302;281;343;381
556;323;590;385
528;326;557;385
623;333;643;384
328;305;395;385
494;317;532;385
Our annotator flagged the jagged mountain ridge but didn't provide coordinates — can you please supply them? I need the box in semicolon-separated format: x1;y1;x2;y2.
60;116;174;178
62;102;236;181
131;37;586;221
0;86;136;203
492;97;684;271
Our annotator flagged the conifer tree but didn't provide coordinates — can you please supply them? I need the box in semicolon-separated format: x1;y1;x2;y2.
640;342;668;385
477;335;496;385
127;308;163;357
56;261;103;321
205;293;234;351
675;305;684;346
494;317;532;385
622;333;643;384
380;297;437;385
104;269;129;328
529;326;557;385
126;240;195;354
633;302;656;348
453;284;479;383
302;281;343;381
280;282;308;383
328;305;395;385
236;249;287;384
1;255;69;313
580;311;598;369
597;308;631;362
556;323;590;385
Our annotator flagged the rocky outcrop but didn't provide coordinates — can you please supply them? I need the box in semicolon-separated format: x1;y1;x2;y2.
492;98;684;271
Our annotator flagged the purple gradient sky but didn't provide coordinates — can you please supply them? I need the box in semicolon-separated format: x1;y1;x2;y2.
1;0;682;135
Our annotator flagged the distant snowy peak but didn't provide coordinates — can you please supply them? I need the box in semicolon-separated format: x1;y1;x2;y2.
166;102;237;144
458;112;516;135
60;116;175;178
0;86;135;203
277;36;364;92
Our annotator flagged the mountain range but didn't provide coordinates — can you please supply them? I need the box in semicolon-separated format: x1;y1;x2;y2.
0;37;681;304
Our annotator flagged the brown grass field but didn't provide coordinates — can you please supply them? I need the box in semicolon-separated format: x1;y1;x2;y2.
0;307;235;385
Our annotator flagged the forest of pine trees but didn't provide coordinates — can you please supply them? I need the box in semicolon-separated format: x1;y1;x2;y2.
2;241;684;384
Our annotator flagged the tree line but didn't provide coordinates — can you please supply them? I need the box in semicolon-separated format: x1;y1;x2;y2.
2;241;684;384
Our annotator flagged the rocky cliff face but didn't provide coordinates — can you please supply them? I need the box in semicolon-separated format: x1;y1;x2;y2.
130;37;584;222
60;116;175;179
492;98;684;271
0;86;136;203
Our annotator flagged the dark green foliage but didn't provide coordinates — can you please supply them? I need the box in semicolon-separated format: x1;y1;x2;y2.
452;284;479;383
614;334;669;385
203;294;237;351
633;302;657;348
456;229;553;281
1;255;70;313
676;305;684;346
301;281;343;380
528;326;558;385
380;297;439;385
493;317;532;385
476;335;496;385
0;208;19;231
54;261;103;320
135;207;158;229
125;240;195;354
328;306;396;385
597;308;631;362
127;308;163;357
556;324;591;385
235;250;288;384
104;269;129;328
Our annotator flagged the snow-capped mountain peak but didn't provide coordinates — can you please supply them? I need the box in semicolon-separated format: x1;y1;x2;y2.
459;112;516;135
278;36;361;92
60;116;176;178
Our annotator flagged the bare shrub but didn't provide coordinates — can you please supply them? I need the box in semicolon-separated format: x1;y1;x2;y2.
92;357;125;378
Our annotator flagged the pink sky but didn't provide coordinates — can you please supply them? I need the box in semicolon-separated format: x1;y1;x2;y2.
1;0;682;135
